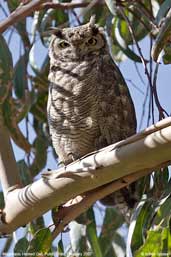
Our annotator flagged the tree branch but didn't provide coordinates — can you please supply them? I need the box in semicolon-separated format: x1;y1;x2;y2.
51;163;169;240
0;114;21;198
0;117;171;235
0;0;46;33
0;0;104;34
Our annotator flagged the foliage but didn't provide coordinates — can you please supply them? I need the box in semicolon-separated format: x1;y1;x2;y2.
0;0;171;256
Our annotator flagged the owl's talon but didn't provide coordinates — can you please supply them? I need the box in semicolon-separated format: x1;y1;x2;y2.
67;152;79;162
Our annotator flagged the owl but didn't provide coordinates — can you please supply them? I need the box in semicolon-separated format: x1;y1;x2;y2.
47;16;138;210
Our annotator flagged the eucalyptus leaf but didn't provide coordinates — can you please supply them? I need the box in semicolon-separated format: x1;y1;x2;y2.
0;35;13;104
14;53;28;99
135;230;162;257
14;237;29;257
99;208;125;256
0;191;5;209
113;19;142;62
86;208;103;257
17;159;32;185
30;136;48;176
155;0;171;24
57;239;65;256
27;228;52;256
131;199;154;254
152;8;171;62
105;0;117;15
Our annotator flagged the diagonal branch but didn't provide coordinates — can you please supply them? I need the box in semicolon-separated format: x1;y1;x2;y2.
0;114;21;198
0;0;46;33
52;163;169;240
0;117;170;235
0;0;104;33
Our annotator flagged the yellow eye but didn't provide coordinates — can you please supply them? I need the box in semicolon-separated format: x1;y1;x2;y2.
87;37;97;45
58;41;70;48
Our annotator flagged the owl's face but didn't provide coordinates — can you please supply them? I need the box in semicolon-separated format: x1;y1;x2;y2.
49;19;107;62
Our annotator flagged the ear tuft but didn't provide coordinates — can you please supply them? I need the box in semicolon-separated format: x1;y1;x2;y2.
89;15;96;27
48;28;63;38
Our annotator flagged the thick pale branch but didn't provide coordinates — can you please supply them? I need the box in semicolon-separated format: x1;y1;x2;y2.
0;117;171;235
52;165;168;239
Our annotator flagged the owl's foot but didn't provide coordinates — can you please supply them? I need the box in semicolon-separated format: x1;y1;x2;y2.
67;152;80;162
58;161;65;167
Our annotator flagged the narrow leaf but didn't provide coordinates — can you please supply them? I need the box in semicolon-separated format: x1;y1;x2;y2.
14;238;29;257
135;230;162;257
105;0;117;15
27;228;52;256
86;208;103;257
0;35;13;104
14;54;28;99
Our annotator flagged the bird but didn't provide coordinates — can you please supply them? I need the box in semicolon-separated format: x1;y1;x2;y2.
47;16;138;212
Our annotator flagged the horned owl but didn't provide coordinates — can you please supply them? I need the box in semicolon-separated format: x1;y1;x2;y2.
47;17;138;209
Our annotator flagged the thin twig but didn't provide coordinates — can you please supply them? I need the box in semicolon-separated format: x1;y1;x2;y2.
42;1;104;10
126;79;144;95
0;3;9;18
119;7;169;126
133;61;146;86
149;36;155;124
139;84;149;131
134;1;155;23
153;63;169;119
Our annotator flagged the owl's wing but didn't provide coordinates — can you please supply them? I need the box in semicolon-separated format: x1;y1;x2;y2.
96;56;137;149
110;58;137;131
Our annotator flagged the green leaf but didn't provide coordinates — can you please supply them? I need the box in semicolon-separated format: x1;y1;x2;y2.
135;230;162;257
2;100;31;153
30;91;48;122
105;0;117;15
30;136;48;176
86;208;103;257
99;208;125;256
27;228;52;256
113;18;142;62
155;0;171;24
152;8;171;62
17;159;32;185
152;196;171;227
14;237;29;257
29;216;45;235
0;35;13;104
163;43;171;64
161;227;170;254
7;0;20;12
14;54;28;99
101;208;124;234
0;191;5;209
131;199;154;253
57;239;65;256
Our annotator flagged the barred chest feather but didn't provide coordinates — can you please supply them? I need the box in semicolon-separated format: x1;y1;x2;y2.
47;54;136;165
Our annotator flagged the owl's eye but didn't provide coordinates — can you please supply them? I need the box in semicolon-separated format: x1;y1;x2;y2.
87;37;97;45
58;41;70;48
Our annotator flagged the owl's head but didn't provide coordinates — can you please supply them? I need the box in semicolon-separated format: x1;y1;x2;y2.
49;16;107;61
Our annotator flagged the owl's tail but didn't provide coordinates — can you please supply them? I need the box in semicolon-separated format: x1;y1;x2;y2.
99;182;140;222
